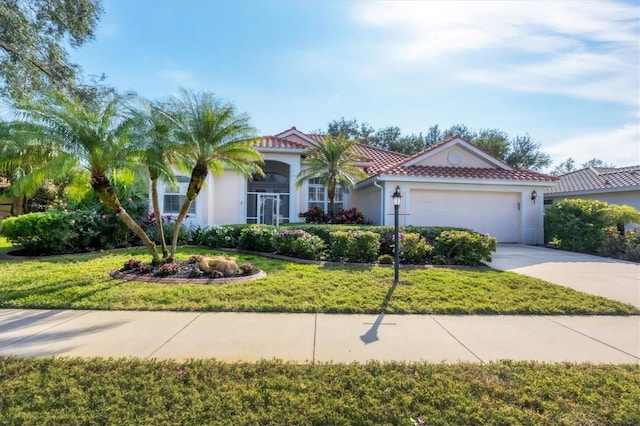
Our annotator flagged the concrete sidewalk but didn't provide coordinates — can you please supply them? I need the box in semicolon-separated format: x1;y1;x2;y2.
1;309;638;364
489;244;640;309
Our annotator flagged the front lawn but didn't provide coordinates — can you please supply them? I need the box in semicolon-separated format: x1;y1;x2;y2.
1;357;638;425
0;247;636;314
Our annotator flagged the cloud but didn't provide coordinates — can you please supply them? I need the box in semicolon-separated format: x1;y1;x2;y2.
351;1;640;107
545;124;640;167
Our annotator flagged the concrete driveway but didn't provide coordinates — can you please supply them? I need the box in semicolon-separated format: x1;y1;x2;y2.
489;244;640;309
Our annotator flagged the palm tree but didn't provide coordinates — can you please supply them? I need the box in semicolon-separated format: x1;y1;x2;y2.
132;98;189;259
159;89;263;260
295;134;368;218
12;90;162;264
0;120;77;215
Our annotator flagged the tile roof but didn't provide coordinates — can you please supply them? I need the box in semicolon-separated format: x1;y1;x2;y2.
377;165;557;182
255;135;308;150
546;165;640;194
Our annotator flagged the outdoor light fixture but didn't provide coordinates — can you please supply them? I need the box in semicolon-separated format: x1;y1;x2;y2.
531;190;538;204
392;186;402;285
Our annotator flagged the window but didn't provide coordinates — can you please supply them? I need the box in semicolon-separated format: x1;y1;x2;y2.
164;176;196;215
307;178;343;212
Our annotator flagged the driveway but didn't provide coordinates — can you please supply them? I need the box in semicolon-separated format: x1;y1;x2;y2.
489;244;640;309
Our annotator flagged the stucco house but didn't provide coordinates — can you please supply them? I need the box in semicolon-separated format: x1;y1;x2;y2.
157;127;557;244
544;165;640;213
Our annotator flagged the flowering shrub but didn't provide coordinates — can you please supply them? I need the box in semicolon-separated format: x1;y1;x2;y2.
123;259;142;270
210;269;224;279
399;233;432;264
193;225;237;248
138;265;152;274
155;262;180;276
330;230;380;262
238;225;276;252
599;226;625;258
274;229;326;260
433;230;497;266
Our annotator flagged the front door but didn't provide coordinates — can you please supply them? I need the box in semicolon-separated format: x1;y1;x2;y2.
246;193;290;226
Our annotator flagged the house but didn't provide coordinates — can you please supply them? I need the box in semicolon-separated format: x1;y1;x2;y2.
157;127;558;244
544;165;640;213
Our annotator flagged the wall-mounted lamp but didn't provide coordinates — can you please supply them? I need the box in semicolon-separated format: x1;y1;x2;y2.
531;190;538;204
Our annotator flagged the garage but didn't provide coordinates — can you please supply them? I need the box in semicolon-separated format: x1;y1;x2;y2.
408;189;521;243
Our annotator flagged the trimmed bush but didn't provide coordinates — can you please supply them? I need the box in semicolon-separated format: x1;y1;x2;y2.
191;225;237;248
238;225;276;252
330;230;380;263
433;230;497;266
273;229;326;260
544;199;610;253
623;228;640;262
2;211;78;254
399;232;432;264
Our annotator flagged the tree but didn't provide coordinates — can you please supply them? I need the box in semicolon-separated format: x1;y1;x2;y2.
550;157;576;176
0;0;104;101
12;89;162;263
0;120;77;215
582;158;615;169
473;129;510;160
424;125;442;147
133;98;189;259
295;134;369;218
505;134;551;170
159;89;263;260
442;123;477;142
326;117;374;141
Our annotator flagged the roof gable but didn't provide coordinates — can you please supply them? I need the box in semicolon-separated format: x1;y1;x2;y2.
403;136;512;170
274;127;317;148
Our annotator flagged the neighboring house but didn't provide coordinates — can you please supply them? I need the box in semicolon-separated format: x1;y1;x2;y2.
544;166;640;212
157;127;557;244
0;178;11;223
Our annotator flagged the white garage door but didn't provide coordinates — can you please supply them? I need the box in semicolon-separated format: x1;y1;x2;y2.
408;189;520;243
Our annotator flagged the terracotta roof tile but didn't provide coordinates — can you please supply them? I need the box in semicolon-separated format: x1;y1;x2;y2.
378;165;557;182
255;136;308;150
546;165;640;194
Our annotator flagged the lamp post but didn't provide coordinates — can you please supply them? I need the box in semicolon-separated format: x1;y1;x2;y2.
392;186;402;285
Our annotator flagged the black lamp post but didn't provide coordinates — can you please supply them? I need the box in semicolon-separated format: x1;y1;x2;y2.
392;186;402;285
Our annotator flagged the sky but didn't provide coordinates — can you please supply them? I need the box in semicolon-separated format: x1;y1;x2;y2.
68;0;640;170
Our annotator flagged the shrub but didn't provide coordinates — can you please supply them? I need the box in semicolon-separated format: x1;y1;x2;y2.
330;230;380;263
2;210;78;254
192;225;237;248
378;254;393;264
599;226;625;258
274;229;326;260
238;225;276;252
399;232;432;264
123;259;142;270
433;230;497;266
544;199;610;253
298;206;329;224
155;262;180;276
146;217;190;246
331;208;367;224
623;228;640;262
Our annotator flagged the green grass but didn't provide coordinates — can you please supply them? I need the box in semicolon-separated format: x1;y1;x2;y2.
0;246;637;314
1;357;638;425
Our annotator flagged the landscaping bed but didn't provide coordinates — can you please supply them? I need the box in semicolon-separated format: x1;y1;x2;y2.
0;246;637;315
1;357;638;425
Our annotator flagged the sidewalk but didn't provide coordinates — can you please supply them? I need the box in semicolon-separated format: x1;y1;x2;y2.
1;309;638;364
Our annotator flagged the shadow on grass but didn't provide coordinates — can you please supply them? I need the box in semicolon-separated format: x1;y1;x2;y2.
360;281;398;345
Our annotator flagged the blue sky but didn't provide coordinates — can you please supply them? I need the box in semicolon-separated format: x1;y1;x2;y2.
69;0;640;170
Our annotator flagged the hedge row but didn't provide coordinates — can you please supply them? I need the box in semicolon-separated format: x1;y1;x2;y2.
191;224;496;266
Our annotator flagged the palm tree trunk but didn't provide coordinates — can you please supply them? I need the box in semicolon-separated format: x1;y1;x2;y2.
150;175;168;259
168;163;207;260
92;171;161;264
327;184;336;220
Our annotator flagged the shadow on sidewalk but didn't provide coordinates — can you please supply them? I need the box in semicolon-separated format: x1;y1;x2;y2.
360;281;397;345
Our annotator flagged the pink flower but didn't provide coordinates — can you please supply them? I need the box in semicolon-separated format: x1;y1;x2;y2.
101;214;107;219
128;197;132;202
177;369;185;377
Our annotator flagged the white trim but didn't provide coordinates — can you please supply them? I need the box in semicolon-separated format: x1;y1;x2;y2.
274;128;319;146
545;186;640;197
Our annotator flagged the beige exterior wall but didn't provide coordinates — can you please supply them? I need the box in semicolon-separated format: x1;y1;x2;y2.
350;184;383;225
414;146;495;168
211;173;245;225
